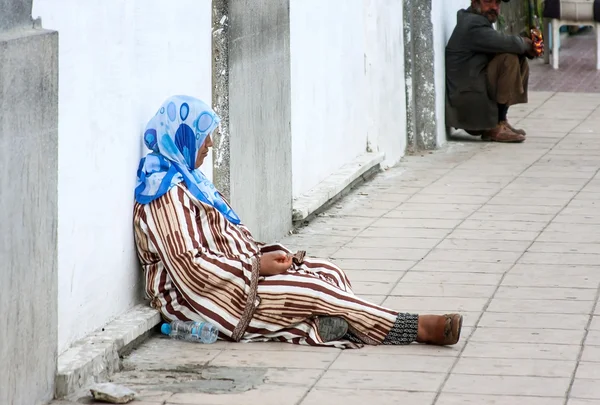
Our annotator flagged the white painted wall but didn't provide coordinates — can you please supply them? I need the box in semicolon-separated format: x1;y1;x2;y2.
364;0;407;168
290;0;367;198
442;0;470;41
432;0;470;144
290;0;408;197
32;0;213;354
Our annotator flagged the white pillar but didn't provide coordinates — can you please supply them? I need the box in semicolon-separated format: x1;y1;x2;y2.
552;19;560;70
544;20;551;65
596;22;600;70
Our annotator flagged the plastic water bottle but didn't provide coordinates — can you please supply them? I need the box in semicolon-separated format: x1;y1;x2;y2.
160;320;218;344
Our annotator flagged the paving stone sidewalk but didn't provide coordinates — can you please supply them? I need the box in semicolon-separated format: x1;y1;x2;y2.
529;30;600;93
56;91;600;405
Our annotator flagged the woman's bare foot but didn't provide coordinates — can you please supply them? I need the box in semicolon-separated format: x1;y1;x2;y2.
416;314;463;346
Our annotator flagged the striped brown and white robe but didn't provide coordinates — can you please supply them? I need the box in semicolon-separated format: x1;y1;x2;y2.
133;184;398;348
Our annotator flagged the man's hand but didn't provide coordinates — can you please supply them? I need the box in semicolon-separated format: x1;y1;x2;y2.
532;39;544;57
523;37;543;58
259;252;293;276
523;37;536;58
530;28;544;57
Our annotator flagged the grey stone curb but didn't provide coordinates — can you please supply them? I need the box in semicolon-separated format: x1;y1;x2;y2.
292;152;384;223
55;305;161;399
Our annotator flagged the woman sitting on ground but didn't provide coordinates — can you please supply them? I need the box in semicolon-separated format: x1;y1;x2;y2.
133;96;463;348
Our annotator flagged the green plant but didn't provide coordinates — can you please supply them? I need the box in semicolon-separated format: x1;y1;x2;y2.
497;14;507;31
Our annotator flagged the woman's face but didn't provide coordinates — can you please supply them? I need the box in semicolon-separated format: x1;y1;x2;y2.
195;134;213;169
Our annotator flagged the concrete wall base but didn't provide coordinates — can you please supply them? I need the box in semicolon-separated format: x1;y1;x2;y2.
292;152;384;224
0;28;59;405
54;305;160;399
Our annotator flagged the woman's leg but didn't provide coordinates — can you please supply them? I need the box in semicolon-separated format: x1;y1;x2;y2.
249;270;461;347
294;257;354;293
344;313;462;346
253;271;397;344
254;247;462;347
294;259;462;346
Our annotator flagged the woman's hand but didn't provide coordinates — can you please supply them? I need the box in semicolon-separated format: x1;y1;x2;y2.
259;252;293;276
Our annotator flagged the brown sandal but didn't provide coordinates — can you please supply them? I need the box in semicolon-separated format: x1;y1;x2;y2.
442;314;463;346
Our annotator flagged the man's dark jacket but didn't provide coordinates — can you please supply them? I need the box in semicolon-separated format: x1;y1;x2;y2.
445;8;529;131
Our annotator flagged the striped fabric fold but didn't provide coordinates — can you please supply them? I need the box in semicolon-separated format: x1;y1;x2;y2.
133;184;399;348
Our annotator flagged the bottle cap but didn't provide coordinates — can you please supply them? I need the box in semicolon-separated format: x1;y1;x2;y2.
160;323;172;335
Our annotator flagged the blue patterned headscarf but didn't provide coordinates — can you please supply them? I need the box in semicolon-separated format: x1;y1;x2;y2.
135;95;241;224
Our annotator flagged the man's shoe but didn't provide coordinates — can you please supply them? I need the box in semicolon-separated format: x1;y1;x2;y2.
500;120;526;136
483;123;525;143
465;129;484;136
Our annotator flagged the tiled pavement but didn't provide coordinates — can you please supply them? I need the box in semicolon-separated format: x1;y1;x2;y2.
56;91;600;404
530;29;600;93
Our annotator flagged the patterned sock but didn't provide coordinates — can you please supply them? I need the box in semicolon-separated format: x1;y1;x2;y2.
382;313;419;345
